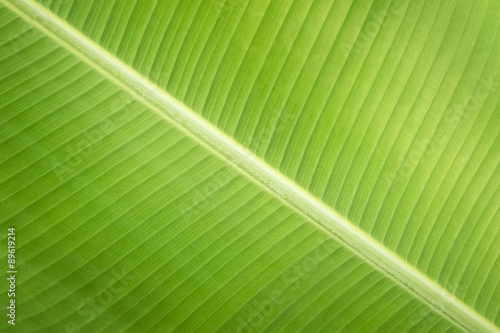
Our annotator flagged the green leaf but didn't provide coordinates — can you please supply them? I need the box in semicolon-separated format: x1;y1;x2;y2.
0;0;499;332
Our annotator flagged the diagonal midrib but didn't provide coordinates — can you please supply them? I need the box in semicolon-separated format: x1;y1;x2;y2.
1;0;497;332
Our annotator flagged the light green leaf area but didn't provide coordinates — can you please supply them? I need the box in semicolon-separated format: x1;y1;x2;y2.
0;0;499;332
